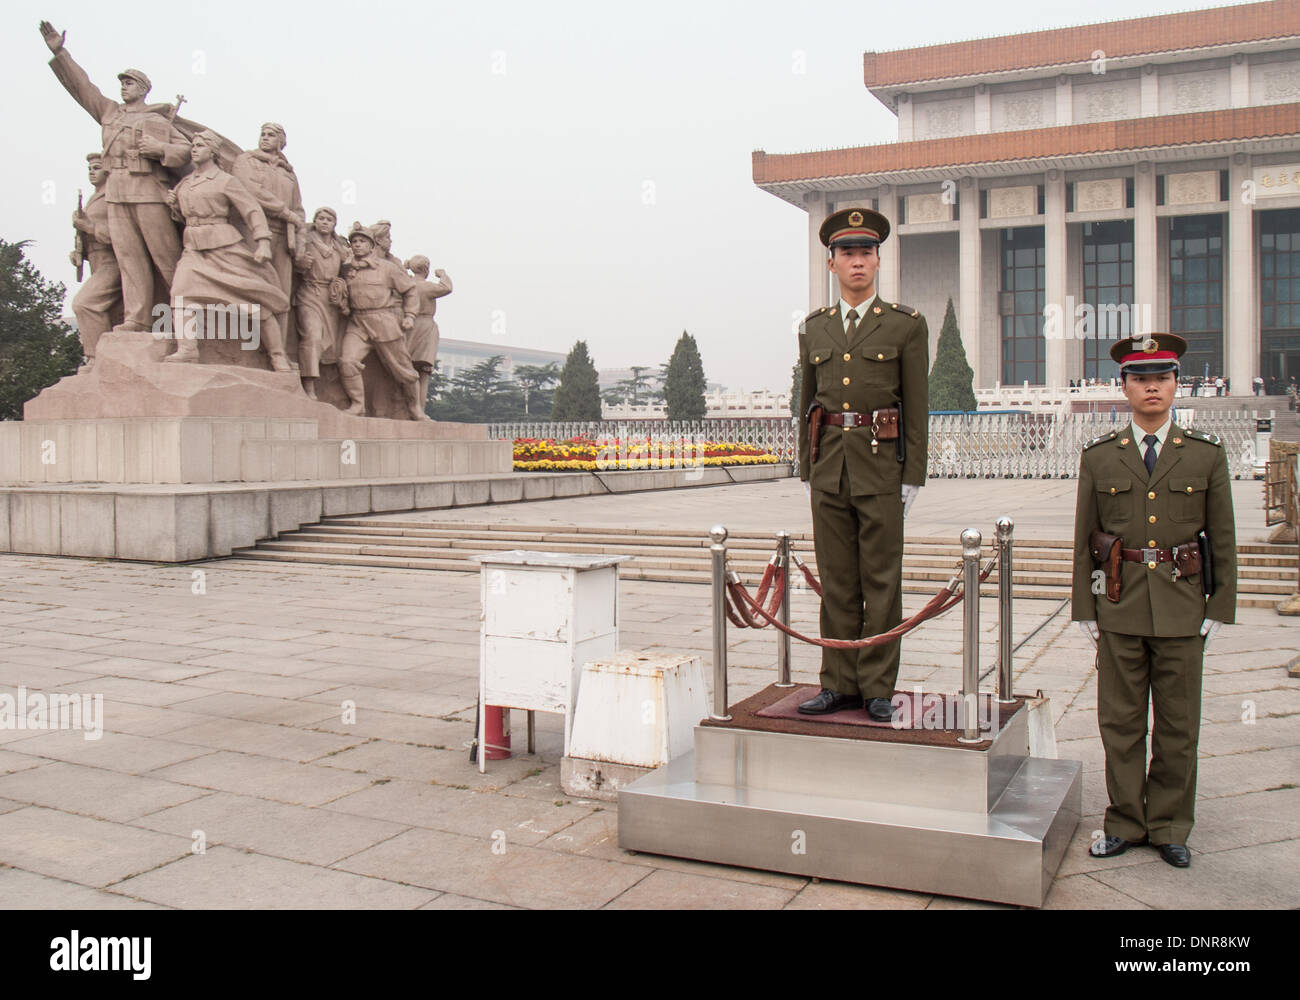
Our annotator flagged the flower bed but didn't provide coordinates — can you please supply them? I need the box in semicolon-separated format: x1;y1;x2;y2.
513;436;781;472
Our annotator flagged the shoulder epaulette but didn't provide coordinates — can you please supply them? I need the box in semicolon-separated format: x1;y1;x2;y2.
800;306;830;327
891;302;920;318
1083;431;1118;451
1186;429;1222;446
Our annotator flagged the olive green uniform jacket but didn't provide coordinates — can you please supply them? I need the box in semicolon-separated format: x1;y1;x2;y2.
797;299;929;494
1070;426;1237;634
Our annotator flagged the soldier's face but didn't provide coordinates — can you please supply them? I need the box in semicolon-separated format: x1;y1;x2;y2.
119;78;145;102
1122;371;1177;419
828;245;879;297
87;161;106;186
350;235;373;258
314;213;336;236
259;127;283;152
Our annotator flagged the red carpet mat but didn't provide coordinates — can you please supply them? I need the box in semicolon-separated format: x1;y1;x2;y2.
700;683;1027;750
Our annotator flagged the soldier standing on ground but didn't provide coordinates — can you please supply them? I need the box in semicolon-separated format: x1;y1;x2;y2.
1072;332;1237;868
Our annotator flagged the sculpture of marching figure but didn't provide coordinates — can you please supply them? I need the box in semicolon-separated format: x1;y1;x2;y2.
69;153;124;371
163;130;292;371
404;255;452;414
293;207;350;400
338;227;425;419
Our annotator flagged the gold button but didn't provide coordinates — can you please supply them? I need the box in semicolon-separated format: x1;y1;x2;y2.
1148;561;1157;570
1147;491;1156;500
1186;486;1193;493
1148;515;1157;524
842;402;850;411
842;377;850;386
1109;488;1116;495
843;353;851;361
1148;540;1157;547
877;353;884;360
813;356;820;362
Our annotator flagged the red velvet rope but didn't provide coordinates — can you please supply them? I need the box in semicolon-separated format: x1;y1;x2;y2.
728;559;996;650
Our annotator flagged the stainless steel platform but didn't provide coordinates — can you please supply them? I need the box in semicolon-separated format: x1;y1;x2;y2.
618;707;1082;907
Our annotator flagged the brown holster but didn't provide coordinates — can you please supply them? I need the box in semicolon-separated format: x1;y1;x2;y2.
808;404;825;463
1089;530;1122;603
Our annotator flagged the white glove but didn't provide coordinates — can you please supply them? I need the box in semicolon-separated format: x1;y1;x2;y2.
1199;618;1222;650
802;480;811;498
901;484;920;517
1078;621;1099;647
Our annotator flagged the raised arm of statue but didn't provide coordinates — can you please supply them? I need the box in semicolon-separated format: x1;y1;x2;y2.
430;269;453;297
42;29;115;125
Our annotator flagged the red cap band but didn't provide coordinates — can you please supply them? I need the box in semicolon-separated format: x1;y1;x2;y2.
1120;350;1177;365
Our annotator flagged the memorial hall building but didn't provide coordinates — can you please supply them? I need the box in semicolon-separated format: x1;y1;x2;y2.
753;0;1300;392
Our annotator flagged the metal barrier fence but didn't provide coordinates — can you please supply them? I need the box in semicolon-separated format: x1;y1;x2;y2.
491;410;1269;478
928;410;1268;479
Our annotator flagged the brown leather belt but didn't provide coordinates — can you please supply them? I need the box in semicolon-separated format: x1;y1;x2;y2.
822;407;899;438
1121;546;1175;564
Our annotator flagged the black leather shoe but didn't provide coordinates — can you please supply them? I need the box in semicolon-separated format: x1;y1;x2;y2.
1157;843;1191;867
866;697;894;722
797;688;863;715
1089;835;1147;858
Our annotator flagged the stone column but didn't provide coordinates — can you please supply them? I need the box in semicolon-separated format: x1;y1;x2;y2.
1227;154;1256;390
1229;53;1249;109
897;94;913;141
805;190;828;311
958;177;982;382
878;186;901;303
1134;162;1158;336
1045;171;1068;387
1140;65;1158;116
1055;75;1072;126
974;85;991;134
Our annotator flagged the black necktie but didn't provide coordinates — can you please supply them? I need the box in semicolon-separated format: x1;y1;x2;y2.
1143;434;1158;476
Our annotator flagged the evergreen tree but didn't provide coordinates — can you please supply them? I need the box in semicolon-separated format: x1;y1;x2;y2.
0;239;82;420
550;340;602;421
928;297;977;412
789;361;801;419
664;330;706;422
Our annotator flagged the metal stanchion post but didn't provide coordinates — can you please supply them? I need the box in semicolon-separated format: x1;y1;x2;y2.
709;525;732;721
958;528;984;744
775;531;793;687
996;516;1015;704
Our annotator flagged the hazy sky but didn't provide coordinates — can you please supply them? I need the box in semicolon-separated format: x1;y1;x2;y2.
3;0;1250;390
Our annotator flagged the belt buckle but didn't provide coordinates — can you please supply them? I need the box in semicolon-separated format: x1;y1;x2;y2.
843;412;861;428
1141;547;1160;563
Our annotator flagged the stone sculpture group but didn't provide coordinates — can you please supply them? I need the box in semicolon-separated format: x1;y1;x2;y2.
45;20;452;421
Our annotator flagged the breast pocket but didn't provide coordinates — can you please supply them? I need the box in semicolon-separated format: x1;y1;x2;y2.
1168;476;1208;523
1095;477;1133;524
806;343;835;389
859;344;899;386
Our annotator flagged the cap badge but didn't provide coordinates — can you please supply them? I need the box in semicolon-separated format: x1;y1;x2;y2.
1141;337;1159;353
848;211;864;226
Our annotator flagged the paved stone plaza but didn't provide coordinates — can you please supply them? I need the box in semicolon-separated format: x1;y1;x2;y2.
0;478;1295;909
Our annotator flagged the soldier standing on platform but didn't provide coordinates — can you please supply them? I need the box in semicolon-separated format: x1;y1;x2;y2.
1072;333;1237;868
796;208;929;721
41;22;189;334
69;153;124;370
